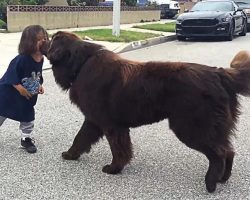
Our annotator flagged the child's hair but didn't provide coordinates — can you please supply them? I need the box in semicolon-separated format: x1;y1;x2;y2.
18;25;48;55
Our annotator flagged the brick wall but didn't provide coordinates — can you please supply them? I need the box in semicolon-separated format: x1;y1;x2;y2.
7;5;160;32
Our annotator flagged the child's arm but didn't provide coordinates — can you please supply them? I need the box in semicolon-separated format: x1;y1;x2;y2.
38;85;44;94
13;84;32;99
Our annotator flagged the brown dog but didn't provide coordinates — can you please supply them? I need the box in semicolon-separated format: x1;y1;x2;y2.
47;31;250;193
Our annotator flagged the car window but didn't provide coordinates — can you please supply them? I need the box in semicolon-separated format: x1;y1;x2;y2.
191;1;234;11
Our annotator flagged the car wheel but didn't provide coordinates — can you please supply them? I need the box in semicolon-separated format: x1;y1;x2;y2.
239;22;247;36
177;36;186;41
225;22;234;41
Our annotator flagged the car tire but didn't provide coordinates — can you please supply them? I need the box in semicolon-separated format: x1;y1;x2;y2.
225;22;234;41
239;22;247;36
177;36;186;41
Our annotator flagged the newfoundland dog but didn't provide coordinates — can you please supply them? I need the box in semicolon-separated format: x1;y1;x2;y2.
47;31;250;193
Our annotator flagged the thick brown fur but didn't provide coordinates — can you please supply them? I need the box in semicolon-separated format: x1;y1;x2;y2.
47;31;250;193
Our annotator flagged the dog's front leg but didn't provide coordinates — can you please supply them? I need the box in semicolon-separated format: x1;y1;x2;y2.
102;128;133;174
62;119;104;160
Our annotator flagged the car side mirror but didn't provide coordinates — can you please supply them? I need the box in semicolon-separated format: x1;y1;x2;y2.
184;9;189;13
237;8;243;11
233;8;242;15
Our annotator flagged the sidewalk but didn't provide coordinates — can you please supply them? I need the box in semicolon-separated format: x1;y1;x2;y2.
0;19;176;77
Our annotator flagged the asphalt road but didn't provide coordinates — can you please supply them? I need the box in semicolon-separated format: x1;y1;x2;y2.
0;35;250;199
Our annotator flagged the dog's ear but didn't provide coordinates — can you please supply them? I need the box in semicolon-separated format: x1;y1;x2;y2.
48;48;71;65
68;42;90;74
48;36;72;65
69;41;104;77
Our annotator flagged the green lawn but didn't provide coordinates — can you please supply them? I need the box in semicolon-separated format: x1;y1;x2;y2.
73;29;160;42
133;22;176;33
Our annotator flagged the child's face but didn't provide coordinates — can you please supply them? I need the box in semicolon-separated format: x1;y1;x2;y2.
36;31;49;55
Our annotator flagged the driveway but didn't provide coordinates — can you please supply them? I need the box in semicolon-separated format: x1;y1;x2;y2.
0;34;250;199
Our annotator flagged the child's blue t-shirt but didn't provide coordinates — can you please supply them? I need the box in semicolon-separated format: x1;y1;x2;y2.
0;54;43;122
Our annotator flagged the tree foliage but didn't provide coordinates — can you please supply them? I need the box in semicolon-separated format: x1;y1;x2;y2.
67;0;137;6
0;0;48;21
0;0;48;5
123;0;137;6
0;0;138;21
67;0;98;6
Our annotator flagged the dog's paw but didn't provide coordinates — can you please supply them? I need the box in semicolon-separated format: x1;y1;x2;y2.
62;151;79;160
206;182;217;193
102;164;123;174
218;172;231;183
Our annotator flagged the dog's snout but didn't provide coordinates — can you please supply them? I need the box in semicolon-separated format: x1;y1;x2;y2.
45;40;53;58
40;40;50;57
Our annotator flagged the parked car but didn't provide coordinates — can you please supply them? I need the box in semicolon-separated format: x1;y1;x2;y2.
137;0;180;19
160;1;180;19
234;0;250;30
98;1;113;6
98;0;127;6
148;0;180;19
175;0;248;41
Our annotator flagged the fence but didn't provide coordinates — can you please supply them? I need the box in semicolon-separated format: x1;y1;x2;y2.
7;5;160;32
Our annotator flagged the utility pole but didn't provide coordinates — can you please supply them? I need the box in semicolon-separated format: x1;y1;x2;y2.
112;0;121;37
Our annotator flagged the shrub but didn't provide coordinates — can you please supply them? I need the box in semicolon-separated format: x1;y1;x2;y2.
0;18;6;29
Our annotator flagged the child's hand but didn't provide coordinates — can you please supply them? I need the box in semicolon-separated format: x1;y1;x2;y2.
13;84;32;99
39;85;44;94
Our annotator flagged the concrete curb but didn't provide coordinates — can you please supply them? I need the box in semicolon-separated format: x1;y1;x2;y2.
42;34;177;71
114;34;176;53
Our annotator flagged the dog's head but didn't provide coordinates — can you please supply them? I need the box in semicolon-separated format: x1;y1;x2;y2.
47;31;104;90
47;31;81;90
47;31;81;65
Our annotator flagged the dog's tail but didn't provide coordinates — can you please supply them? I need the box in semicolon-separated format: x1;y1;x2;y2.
222;51;250;96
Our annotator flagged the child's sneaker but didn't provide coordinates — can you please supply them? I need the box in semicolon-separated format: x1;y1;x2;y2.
21;138;37;153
